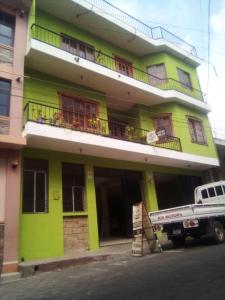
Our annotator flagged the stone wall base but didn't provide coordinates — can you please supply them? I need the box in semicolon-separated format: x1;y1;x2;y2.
63;216;88;256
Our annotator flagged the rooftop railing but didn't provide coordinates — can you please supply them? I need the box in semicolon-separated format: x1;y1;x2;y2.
81;0;197;57
31;24;206;102
24;101;182;152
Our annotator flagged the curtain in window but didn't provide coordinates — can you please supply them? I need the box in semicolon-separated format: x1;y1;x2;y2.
148;64;166;86
177;68;192;89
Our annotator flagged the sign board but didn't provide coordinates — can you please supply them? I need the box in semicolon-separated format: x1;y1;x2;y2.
156;128;166;139
132;202;162;256
132;202;143;256
146;131;159;144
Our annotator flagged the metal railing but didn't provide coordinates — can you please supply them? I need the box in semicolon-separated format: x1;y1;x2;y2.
23;101;182;152
80;0;197;56
31;24;206;102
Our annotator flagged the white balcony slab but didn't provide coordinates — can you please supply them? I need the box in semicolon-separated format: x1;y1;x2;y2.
23;122;219;171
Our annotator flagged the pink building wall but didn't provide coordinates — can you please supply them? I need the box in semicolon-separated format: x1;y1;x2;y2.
0;3;28;273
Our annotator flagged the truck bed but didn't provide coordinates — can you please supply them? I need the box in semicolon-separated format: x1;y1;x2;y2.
149;203;225;225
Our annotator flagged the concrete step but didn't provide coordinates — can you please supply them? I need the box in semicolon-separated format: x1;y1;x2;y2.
19;253;110;278
0;272;21;284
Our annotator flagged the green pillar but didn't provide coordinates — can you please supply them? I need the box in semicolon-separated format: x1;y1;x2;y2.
143;170;158;212
85;164;99;251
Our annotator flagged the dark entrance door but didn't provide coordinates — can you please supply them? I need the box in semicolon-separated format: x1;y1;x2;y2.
94;168;142;240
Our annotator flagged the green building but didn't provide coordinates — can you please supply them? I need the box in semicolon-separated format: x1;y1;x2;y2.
19;0;219;262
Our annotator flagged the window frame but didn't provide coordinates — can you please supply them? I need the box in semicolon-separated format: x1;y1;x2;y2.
22;158;48;214
177;67;192;90
0;11;15;47
152;113;174;141
61;33;95;61
0;79;11;117
58;93;99;130
62;163;86;213
147;63;167;86
187;116;207;145
114;55;133;78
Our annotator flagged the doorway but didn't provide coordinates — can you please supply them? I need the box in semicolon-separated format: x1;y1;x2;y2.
94;167;143;241
154;173;202;210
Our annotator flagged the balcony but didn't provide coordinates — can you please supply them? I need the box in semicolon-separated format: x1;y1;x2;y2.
79;0;197;57
22;102;219;170
26;25;209;113
23;102;182;152
30;25;205;102
36;0;201;66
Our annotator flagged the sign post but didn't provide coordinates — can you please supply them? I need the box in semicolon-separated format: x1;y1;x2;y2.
132;202;162;256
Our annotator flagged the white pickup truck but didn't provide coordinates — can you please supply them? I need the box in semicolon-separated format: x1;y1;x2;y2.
149;181;225;247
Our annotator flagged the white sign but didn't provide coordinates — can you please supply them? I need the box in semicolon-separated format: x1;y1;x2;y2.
132;202;143;256
146;131;159;144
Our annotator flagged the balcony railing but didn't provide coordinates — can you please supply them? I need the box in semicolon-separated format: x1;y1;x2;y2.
79;0;197;57
23;102;182;152
30;24;206;102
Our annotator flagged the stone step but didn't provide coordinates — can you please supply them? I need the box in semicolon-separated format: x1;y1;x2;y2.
0;272;21;284
19;254;110;278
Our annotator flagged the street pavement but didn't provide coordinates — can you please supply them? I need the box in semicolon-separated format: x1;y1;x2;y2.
1;240;225;300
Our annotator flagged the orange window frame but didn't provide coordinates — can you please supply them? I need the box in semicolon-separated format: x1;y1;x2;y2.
152;113;174;140
114;55;133;78
58;92;99;129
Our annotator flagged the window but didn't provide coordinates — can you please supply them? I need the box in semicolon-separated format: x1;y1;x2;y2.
61;34;94;61
201;189;208;199
115;56;133;77
62;163;85;212
215;185;224;196
0;80;10;116
109;118;128;139
188;117;206;144
61;95;98;130
177;68;192;89
148;64;167;86
0;11;15;47
208;187;216;198
153;114;173;140
23;159;48;213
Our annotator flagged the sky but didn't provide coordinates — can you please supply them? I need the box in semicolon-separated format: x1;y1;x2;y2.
107;0;225;139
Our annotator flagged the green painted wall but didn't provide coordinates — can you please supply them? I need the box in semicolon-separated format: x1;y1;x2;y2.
24;69;108;121
28;0;36;38
137;102;217;158
19;148;203;261
141;52;203;100
23;68;216;158
30;8;203;101
35;9;143;75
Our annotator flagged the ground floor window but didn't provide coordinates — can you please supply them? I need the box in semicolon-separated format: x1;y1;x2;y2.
23;158;48;213
62;163;85;212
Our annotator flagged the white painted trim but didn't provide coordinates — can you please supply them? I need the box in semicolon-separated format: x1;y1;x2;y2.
23;122;219;170
73;0;201;66
29;39;210;113
214;138;225;147
3;261;18;265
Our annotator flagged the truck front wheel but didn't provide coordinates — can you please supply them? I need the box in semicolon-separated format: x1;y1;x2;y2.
212;221;225;244
171;236;185;248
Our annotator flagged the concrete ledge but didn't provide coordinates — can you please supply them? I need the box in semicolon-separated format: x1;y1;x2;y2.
19;254;111;278
0;272;21;284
